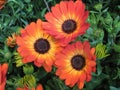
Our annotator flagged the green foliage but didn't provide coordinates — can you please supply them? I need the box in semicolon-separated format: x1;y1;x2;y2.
16;75;36;88
14;51;24;67
95;43;110;59
23;64;34;75
0;0;120;90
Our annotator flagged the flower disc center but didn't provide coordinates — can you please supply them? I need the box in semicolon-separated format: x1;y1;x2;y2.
62;19;77;34
71;55;85;70
34;38;50;54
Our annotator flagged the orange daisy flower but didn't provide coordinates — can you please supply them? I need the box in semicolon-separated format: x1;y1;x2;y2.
0;0;6;9
0;63;8;90
43;0;89;46
16;19;62;72
16;84;43;90
55;41;96;89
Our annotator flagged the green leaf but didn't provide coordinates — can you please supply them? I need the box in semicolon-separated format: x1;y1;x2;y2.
85;73;108;90
113;16;120;26
95;43;110;59
34;67;48;81
14;51;24;67
94;3;102;11
110;86;120;90
23;64;34;75
113;43;120;53
105;13;113;25
45;85;51;90
102;8;109;13
96;60;102;76
47;77;70;90
16;75;36;88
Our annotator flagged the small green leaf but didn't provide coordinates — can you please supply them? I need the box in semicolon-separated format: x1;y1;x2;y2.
95;43;110;59
97;60;102;75
23;64;34;75
94;3;102;11
16;75;36;88
14;52;24;67
102;8;109;13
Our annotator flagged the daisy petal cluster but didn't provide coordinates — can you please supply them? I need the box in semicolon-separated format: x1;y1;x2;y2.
0;63;8;90
2;0;96;90
43;0;90;46
1;0;119;89
16;19;62;72
55;41;96;89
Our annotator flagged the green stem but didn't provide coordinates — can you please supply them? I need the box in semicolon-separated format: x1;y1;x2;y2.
43;0;50;12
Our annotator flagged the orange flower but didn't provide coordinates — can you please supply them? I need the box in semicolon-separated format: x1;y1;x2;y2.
43;0;89;46
0;63;8;90
36;84;43;90
16;84;43;90
0;0;6;9
55;41;96;89
16;19;62;72
7;33;18;48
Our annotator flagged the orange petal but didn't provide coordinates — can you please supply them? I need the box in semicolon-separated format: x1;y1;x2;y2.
82;22;90;31
34;59;44;67
86;74;92;82
60;1;68;15
77;81;85;89
16;36;25;46
79;72;86;82
43;63;52;72
88;61;96;67
36;19;42;31
1;63;8;76
75;41;83;49
36;84;43;90
51;4;62;20
91;48;95;55
82;11;89;22
22;58;30;64
75;0;85;17
68;1;75;15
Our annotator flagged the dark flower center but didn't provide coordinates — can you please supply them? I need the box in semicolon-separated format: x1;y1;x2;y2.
62;19;77;34
34;38;50;54
71;55;85;70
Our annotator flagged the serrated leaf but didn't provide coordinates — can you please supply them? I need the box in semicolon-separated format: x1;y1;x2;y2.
23;64;34;75
95;43;110;59
16;75;36;88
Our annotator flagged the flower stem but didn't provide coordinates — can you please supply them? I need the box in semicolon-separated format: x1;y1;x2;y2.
43;0;50;12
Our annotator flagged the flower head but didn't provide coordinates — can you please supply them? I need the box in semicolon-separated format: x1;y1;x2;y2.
43;0;89;46
7;33;18;48
0;63;8;90
55;41;96;89
0;0;6;9
16;19;62;72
